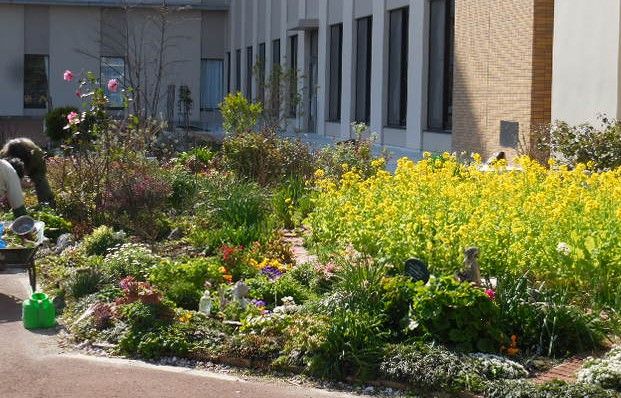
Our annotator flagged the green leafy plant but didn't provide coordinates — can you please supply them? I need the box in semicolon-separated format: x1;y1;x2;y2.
64;267;105;299
45;106;78;143
81;225;126;256
408;277;502;353
219;92;262;135
102;243;162;281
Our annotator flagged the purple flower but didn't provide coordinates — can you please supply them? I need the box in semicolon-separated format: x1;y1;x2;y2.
261;266;283;280
251;299;267;308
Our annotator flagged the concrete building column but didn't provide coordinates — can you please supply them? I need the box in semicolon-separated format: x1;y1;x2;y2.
252;0;259;101
240;0;248;97
296;0;308;132
370;0;386;143
0;5;24;116
340;0;355;139
316;0;329;136
280;0;288;122
406;0;426;150
229;0;237;92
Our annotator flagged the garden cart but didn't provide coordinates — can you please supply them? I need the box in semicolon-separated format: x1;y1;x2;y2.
0;221;45;292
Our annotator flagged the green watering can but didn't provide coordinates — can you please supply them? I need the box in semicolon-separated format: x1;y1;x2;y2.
22;292;56;329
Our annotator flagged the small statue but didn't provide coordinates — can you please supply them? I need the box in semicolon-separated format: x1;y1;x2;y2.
231;281;250;309
457;247;481;286
199;282;213;315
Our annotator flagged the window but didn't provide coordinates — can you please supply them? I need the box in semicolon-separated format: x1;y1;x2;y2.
387;7;409;128
355;17;373;124
226;52;231;93
289;35;298;117
246;46;253;100
428;0;454;131
235;49;241;92
257;43;266;104
24;54;48;109
272;39;281;67
328;24;343;122
101;56;125;109
271;39;281;116
201;59;224;110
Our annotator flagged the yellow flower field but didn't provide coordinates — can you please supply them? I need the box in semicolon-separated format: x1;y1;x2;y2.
308;154;621;307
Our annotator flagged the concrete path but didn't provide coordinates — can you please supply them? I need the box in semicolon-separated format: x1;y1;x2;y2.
0;271;358;398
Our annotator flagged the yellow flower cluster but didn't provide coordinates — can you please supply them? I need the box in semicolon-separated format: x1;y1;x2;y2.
308;155;621;306
249;258;289;272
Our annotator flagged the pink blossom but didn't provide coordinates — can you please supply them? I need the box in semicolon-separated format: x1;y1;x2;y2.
67;111;80;126
63;70;74;82
107;79;119;93
485;289;496;300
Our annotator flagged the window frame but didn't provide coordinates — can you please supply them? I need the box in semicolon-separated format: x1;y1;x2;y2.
354;16;373;124
288;34;298;118
235;49;241;93
200;58;224;111
23;54;49;110
100;56;126;110
246;46;253;100
427;0;454;132
327;23;343;122
386;6;409;129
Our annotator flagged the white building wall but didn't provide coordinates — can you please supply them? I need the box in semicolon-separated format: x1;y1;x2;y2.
552;0;621;124
226;0;451;153
49;7;101;110
0;5;25;116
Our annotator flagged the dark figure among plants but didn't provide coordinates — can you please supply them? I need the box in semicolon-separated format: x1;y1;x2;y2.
1;138;55;207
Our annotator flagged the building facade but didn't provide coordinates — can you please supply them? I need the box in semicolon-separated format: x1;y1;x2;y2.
0;0;617;159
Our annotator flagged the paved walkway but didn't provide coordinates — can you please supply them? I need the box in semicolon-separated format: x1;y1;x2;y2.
0;271;358;398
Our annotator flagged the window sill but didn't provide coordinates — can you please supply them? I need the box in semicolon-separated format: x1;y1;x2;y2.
425;129;452;135
384;125;406;130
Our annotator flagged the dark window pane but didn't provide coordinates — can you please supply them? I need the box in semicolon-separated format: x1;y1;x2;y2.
328;24;343;122
355;16;372;124
258;43;266;103
289;35;298;117
24;54;48;109
387;7;409;127
271;39;281;117
236;49;241;92
100;56;125;109
246;46;253;99
428;0;454;131
226;52;231;93
273;39;280;66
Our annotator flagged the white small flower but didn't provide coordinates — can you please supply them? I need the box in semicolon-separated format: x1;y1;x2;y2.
556;242;571;256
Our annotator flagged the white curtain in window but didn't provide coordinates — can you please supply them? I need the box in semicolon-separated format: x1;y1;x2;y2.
101;57;125;108
201;59;224;110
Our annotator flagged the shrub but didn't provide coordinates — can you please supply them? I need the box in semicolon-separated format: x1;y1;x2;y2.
307;154;621;308
380;343;484;393
81;226;126;256
64;267;105;299
496;273;607;357
220;131;314;185
305;309;389;380
482;379;617;398
577;346;621;390
102;243;162;281
541;117;621;171
246;273;314;307
408;277;502;353
272;177;315;229
45;106;78;143
219;92;263;135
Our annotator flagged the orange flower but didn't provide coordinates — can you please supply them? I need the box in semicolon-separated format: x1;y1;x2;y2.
223;274;233;283
218;266;227;274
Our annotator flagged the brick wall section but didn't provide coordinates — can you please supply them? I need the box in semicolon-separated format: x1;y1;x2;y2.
452;0;554;160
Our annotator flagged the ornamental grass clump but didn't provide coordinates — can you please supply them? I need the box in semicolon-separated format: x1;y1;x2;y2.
308;154;621;308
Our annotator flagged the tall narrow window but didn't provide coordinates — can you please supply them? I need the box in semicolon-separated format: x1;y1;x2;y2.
235;49;241;92
101;56;125;109
246;46;253;100
257;43;266;104
201;59;224;110
271;39;281;118
387;7;409;128
289;35;298;117
428;0;454;131
355;16;373;124
328;24;343;122
226;51;231;93
24;54;48;109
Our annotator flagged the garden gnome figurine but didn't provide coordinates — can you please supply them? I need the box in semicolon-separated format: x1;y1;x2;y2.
199;282;213;315
232;281;250;309
457;247;482;286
